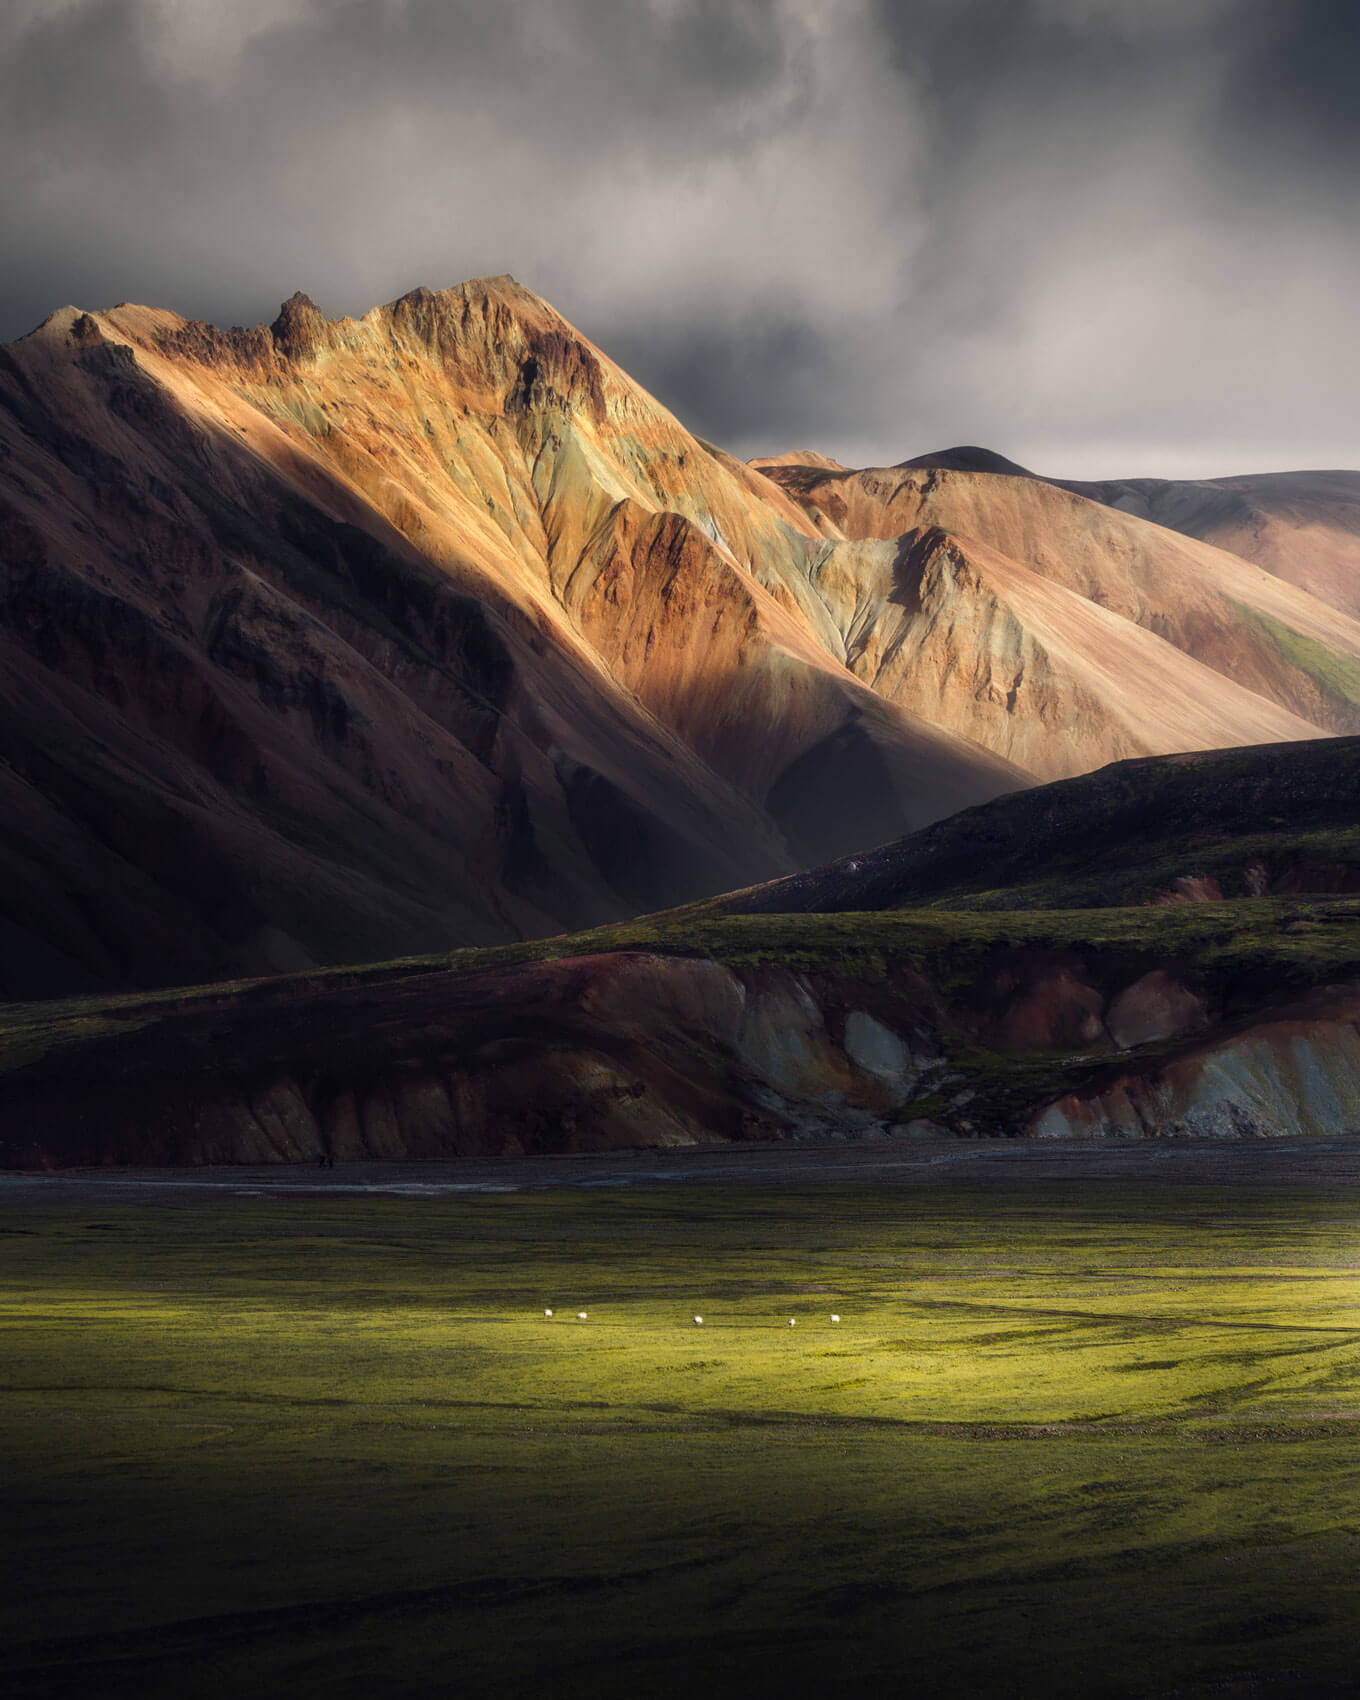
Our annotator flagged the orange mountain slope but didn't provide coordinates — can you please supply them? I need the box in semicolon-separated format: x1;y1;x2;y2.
799;527;1320;780
896;447;1360;623
1057;468;1360;620
759;456;1360;750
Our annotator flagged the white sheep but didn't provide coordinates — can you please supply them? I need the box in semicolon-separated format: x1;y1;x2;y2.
544;1309;553;1318
830;1314;840;1324
788;1318;796;1328
693;1315;703;1326
577;1312;588;1321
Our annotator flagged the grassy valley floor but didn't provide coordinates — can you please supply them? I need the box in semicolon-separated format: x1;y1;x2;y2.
4;1165;1360;1698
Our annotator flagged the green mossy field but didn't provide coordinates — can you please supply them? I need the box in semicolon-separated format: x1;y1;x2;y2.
5;1185;1360;1697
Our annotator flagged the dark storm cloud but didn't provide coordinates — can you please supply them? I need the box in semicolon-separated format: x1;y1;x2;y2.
0;0;801;327
861;0;1360;473
611;315;844;451
1;0;1357;475
1223;0;1360;156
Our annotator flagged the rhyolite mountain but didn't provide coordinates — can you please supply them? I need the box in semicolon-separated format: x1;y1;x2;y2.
2;274;1357;1002
1056;465;1360;621
7;735;1360;1168
0;279;1024;999
754;455;1360;774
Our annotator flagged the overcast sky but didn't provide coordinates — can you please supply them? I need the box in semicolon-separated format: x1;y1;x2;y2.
2;0;1357;477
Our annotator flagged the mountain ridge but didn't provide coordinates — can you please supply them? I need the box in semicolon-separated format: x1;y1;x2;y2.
0;278;1022;995
878;444;1360;621
2;275;1355;1000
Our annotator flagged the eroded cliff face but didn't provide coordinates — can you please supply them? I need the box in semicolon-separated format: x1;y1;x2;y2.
1031;1000;1360;1141
800;528;1319;781
9;910;1360;1168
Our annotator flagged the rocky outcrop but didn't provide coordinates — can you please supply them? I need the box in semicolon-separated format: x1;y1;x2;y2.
1104;971;1210;1048
9;890;1360;1166
1031;993;1360;1141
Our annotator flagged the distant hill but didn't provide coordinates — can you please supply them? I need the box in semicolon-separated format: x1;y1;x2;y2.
755;458;1357;775
894;444;1036;477
1054;468;1360;620
889;447;1360;619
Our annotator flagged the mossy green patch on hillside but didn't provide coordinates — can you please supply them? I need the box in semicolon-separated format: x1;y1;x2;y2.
1234;600;1360;721
4;1185;1360;1699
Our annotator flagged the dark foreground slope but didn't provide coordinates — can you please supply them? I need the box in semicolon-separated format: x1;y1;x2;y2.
6;737;1360;1167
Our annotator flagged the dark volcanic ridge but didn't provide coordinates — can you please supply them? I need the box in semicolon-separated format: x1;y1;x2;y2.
712;733;1360;916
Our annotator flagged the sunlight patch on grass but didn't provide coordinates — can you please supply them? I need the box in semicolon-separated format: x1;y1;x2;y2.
4;1187;1360;1698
